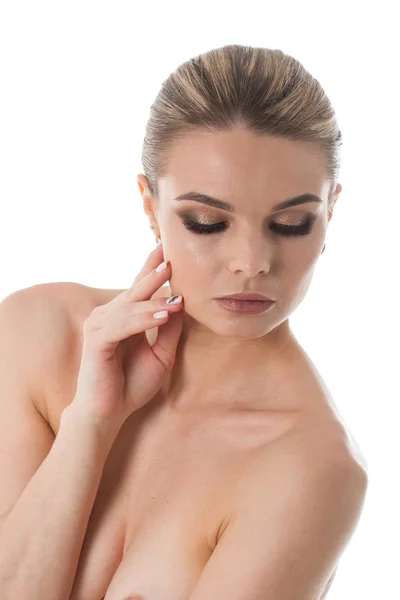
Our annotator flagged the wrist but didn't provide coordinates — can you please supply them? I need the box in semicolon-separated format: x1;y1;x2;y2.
61;401;124;455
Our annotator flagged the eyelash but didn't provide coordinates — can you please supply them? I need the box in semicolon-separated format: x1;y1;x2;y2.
182;215;317;237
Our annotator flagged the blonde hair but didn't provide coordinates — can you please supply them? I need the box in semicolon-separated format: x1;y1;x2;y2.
141;44;342;208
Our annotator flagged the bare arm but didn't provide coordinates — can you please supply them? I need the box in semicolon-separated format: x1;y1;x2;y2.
319;566;338;599
0;404;117;600
0;286;121;600
188;428;368;600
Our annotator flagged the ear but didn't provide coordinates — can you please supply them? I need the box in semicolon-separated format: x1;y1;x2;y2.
137;173;150;195
137;174;159;230
328;183;342;222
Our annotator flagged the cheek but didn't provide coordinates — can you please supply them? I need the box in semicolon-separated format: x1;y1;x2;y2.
181;242;216;269
278;240;322;288
282;250;321;301
283;270;316;312
167;249;211;288
290;241;321;267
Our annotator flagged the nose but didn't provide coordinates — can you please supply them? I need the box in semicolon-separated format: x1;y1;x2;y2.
228;238;272;277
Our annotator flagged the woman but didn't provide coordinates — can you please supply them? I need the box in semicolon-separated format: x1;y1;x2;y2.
0;44;368;599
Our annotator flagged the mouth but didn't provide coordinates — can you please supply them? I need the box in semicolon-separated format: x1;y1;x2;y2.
215;297;275;315
216;292;274;302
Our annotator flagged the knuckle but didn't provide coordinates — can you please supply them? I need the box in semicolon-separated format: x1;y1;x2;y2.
123;286;139;302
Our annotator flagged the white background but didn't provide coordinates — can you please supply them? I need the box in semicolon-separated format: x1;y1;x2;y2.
0;1;398;598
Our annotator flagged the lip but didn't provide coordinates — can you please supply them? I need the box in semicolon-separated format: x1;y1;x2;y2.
215;298;275;315
216;292;274;302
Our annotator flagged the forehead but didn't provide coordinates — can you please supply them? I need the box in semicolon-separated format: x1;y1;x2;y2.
158;127;329;204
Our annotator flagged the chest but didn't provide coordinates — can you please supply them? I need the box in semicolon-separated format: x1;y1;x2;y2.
50;397;294;600
45;287;319;599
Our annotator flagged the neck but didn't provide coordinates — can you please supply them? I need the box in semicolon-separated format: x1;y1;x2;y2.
158;310;297;416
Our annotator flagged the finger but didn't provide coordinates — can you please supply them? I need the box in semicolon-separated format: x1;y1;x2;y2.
125;255;171;305
131;243;164;288
84;294;182;354
151;307;184;370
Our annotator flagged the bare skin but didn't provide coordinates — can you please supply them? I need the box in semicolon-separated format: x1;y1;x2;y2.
35;128;366;598
37;281;364;600
139;127;340;418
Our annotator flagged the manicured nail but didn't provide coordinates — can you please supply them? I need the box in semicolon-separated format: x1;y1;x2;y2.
156;260;167;273
166;295;182;305
153;310;168;319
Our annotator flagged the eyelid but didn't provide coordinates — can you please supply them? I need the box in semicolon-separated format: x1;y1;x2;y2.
274;211;316;222
178;210;317;225
178;206;317;217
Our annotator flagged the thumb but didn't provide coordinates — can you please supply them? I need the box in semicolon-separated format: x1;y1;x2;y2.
151;307;184;370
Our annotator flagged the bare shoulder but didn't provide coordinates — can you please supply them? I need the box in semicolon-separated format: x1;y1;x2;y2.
231;417;367;546
283;339;369;475
213;420;368;599
252;418;367;492
0;282;83;421
38;281;123;426
1;282;109;424
219;413;368;535
21;281;171;430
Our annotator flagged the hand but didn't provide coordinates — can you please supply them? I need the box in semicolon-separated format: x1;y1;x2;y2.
69;244;184;432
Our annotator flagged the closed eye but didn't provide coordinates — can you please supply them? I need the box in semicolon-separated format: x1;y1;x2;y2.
182;214;317;237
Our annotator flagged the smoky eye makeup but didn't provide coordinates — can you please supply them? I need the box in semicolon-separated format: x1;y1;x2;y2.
178;211;319;237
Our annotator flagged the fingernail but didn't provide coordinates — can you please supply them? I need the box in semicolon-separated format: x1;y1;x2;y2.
153;310;168;319
166;295;182;305
157;238;162;246
156;260;167;273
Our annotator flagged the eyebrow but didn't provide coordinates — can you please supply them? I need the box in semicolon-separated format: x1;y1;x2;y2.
172;191;323;213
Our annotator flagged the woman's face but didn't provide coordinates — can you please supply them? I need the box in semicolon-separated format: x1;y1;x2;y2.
139;127;339;339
